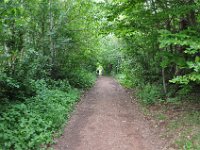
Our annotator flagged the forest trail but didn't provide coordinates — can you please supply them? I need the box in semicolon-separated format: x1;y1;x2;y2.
53;77;166;150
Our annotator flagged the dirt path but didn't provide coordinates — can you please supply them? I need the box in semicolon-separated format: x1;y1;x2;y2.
53;77;166;150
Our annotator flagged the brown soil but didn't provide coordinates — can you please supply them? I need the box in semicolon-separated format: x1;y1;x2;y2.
53;77;168;150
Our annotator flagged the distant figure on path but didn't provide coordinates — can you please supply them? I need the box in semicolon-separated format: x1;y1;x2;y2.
96;64;103;76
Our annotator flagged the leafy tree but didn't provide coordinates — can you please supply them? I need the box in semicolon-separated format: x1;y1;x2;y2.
0;0;100;100
104;0;200;99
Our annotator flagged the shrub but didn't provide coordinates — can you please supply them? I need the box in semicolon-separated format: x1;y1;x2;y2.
68;69;96;88
0;86;80;149
0;73;21;100
47;79;71;92
116;74;133;88
137;83;162;105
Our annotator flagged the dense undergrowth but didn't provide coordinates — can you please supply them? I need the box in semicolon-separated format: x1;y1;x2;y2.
116;73;163;105
0;74;96;149
0;0;99;149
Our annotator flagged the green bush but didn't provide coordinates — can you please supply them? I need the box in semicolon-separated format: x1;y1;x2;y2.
0;73;21;100
68;69;96;88
47;79;71;92
137;83;162;105
116;74;133;88
0;84;80;149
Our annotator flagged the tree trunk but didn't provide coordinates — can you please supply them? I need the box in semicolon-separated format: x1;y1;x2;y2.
49;0;55;66
162;68;167;94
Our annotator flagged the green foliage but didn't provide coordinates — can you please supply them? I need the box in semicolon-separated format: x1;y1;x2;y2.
116;74;133;88
104;0;200;103
0;72;20;99
137;83;162;105
68;69;96;88
159;30;200;85
47;79;71;92
0;1;100;148
0;9;98;150
170;73;200;85
0;82;80;150
0;0;99;100
97;34;123;75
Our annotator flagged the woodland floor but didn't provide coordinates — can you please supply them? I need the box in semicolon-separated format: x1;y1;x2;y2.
53;77;169;150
